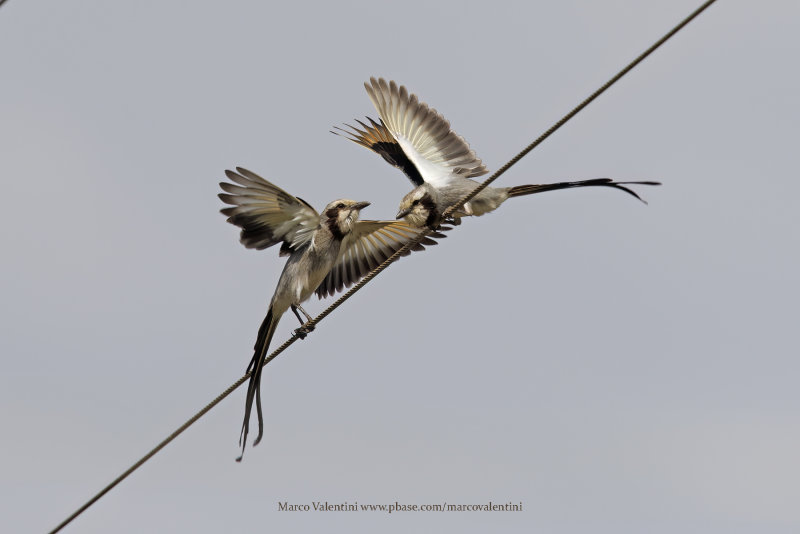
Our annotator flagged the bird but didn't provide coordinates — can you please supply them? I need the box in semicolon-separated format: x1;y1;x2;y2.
334;77;661;228
219;167;444;460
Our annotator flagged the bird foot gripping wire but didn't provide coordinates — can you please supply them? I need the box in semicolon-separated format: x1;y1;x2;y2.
291;304;315;339
293;324;314;340
443;215;461;226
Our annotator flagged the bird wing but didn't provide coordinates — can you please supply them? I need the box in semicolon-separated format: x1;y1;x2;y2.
362;77;488;188
315;220;447;299
219;167;319;253
333;117;426;187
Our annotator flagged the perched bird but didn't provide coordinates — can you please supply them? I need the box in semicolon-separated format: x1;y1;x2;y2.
335;77;661;227
219;168;443;460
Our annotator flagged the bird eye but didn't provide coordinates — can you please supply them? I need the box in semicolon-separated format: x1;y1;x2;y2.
411;199;419;206
336;203;345;209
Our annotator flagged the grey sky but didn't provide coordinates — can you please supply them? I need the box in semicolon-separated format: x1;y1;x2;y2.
2;1;799;533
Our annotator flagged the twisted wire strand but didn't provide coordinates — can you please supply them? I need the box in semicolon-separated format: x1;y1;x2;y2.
48;2;716;531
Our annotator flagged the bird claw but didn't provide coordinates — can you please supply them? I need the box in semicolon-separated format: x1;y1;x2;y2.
293;325;315;339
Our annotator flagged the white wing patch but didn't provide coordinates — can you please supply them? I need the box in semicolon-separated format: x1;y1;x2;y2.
364;77;488;187
394;133;459;189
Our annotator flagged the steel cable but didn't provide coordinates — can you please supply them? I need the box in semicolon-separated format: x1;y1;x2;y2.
48;1;717;531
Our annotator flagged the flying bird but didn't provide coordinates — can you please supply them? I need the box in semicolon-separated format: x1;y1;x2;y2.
219;168;443;460
335;77;660;227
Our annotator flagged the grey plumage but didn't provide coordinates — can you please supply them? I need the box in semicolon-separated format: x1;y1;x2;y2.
336;77;660;227
219;168;444;460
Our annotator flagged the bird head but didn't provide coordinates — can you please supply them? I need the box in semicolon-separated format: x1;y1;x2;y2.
396;184;441;228
323;199;370;235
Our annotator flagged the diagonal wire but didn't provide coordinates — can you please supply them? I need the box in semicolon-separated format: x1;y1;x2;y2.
48;1;717;532
444;0;718;216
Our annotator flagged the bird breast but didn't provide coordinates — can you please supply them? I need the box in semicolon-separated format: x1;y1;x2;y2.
271;238;343;312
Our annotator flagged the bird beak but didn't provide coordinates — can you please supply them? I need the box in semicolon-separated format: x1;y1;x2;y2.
396;207;411;219
350;201;370;211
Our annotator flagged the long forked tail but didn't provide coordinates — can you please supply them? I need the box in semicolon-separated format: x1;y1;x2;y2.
507;178;661;204
237;306;280;462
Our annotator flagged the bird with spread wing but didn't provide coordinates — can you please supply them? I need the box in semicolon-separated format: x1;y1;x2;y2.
219;168;444;460
335;77;660;228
